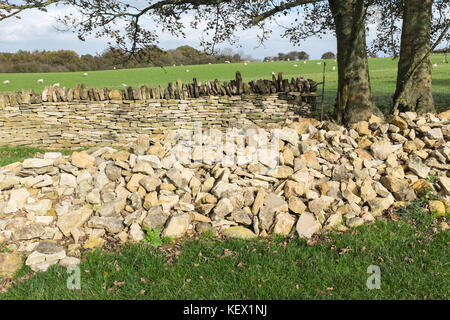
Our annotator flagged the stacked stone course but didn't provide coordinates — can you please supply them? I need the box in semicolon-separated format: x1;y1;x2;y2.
0;94;315;148
0;72;317;148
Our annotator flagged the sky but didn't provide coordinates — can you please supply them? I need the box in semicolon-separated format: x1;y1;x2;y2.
0;4;341;60
3;3;447;61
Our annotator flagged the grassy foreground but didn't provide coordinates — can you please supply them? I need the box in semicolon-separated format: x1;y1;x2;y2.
1;213;448;299
0;147;449;300
1;54;449;113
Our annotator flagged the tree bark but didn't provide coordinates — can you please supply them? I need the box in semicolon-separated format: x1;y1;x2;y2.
393;0;435;114
329;0;383;124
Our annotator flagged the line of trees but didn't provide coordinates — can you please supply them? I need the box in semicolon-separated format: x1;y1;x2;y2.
1;0;449;124
264;51;338;62
263;51;310;62
0;46;251;73
321;51;336;59
432;47;449;54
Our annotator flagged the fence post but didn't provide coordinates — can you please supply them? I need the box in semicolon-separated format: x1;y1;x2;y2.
320;62;326;121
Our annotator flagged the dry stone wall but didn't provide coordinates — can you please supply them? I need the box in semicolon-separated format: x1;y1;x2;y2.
0;71;318;148
0;94;314;149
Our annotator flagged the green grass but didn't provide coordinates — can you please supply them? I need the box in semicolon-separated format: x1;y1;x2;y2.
1;54;449;113
0;145;85;167
1;214;448;299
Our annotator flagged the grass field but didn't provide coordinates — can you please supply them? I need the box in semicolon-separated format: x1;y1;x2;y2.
1;54;449;113
0;147;449;299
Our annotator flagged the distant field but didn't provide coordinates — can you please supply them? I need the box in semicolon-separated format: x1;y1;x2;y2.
0;54;449;113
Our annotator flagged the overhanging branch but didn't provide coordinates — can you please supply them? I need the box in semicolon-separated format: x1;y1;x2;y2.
250;0;323;25
0;0;59;21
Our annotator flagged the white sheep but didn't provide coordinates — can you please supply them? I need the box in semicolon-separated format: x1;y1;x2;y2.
293;64;298;67
186;69;190;72
53;83;60;87
82;72;88;77
113;67;116;70
244;62;248;66
317;62;322;65
332;66;336;71
225;60;230;64
122;83;128;87
2;80;10;85
303;61;306;64
173;64;176;67
37;79;44;84
433;63;438;67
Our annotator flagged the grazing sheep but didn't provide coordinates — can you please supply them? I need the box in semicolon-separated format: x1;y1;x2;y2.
173;64;176;67
53;83;60;87
2;80;10;85
122;83;128;87
37;79;44;84
293;64;298;67
82;72;88;77
244;62;248;66
433;63;438;67
225;60;230;64
332;66;336;71
317;62;322;65
186;69;190;72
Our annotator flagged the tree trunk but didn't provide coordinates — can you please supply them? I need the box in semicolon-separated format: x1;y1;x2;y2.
329;0;383;124
393;0;435;114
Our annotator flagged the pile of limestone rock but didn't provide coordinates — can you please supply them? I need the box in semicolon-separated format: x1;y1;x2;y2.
0;110;449;275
